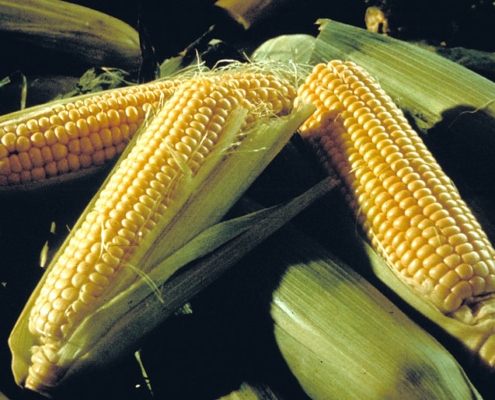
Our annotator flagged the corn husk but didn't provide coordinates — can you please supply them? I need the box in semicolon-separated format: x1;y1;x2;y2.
215;0;288;29
217;382;283;400
181;210;482;400
0;0;142;71
251;34;316;66
267;228;482;399
9;64;321;394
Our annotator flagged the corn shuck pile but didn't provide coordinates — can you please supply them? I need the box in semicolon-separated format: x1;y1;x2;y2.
3;10;495;400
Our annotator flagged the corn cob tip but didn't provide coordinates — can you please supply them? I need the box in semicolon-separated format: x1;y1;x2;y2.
0;79;185;189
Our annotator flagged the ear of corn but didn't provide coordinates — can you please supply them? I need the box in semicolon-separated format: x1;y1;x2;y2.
9;66;315;395
295;60;495;368
0;78;183;190
0;0;142;71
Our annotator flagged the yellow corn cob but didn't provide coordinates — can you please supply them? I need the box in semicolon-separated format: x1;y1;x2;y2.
295;60;495;365
14;70;296;393
0;79;182;187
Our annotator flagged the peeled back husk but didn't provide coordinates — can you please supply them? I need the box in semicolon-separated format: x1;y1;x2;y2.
9;65;316;394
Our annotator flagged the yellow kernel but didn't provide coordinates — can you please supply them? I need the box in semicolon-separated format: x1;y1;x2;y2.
424;202;443;217
31;132;46;148
9;154;22;173
450;281;472;302
443;293;462;312
31;167;46;181
20;170;31;183
448;233;468;246
71;273;86;288
461;251;480;265
67;154;81;171
2;132;17;152
0;143;11;161
417;244;434;260
455;243;473;255
54;126;69;144
423;253;442;270
80;137;94;155
436;243;453;257
430;209;449;222
485;274;495;292
97;112;110;129
429;263;449;280
422;226;438;239
16;123;30;136
40;147;53;164
18;152;32;170
473;261;489;277
99;128;113;147
57;158;70;173
444;253;461;268
126;106;139;123
16;136;31;152
52;143;68;161
411;236;427;250
455;264;474;280
428;235;447;247
87;116;99;132
68;139;82;155
89;132;103;151
391;215;409;231
45;161;58;176
431;283;450;303
69;109;81;121
102;252;120;267
406;258;422;276
405;205;421;218
29;147;44;168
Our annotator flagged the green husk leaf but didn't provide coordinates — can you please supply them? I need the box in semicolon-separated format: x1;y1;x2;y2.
217;382;283;400
260;227;482;399
251;34;316;66
310;19;495;133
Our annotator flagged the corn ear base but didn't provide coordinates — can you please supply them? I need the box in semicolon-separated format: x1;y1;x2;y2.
0;0;142;71
9;76;315;393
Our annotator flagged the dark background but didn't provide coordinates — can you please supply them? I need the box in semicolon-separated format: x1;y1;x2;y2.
1;1;495;399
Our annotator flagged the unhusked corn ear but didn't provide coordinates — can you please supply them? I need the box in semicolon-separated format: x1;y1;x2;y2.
0;79;181;187
1;0;142;71
14;70;296;393
296;60;495;365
